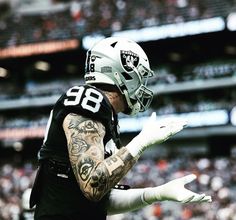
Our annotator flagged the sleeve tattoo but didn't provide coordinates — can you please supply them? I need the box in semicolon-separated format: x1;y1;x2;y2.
63;113;136;201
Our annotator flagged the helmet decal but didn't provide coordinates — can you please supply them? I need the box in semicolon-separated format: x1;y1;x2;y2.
120;50;139;72
110;41;118;48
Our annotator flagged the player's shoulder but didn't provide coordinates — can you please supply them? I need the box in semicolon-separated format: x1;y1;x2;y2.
62;84;108;108
63;84;104;97
55;84;113;123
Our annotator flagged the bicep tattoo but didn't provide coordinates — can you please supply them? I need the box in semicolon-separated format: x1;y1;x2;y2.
63;113;105;179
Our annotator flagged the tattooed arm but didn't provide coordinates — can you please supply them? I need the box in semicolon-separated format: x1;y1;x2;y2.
63;113;136;202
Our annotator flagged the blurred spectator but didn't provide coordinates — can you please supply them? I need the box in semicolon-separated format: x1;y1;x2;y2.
20;188;34;220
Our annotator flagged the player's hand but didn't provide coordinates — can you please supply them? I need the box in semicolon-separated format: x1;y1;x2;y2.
154;174;212;203
126;112;187;158
139;112;186;146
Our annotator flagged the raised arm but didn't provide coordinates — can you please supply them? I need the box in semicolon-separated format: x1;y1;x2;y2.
63;113;136;201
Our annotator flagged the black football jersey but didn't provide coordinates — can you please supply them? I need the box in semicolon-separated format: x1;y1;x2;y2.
39;84;121;162
34;84;121;219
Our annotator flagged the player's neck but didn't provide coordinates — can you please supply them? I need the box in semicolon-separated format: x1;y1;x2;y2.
104;91;125;114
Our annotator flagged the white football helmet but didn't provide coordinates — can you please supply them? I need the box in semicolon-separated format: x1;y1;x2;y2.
84;37;154;115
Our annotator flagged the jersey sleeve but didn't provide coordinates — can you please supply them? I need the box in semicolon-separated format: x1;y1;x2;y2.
53;85;113;127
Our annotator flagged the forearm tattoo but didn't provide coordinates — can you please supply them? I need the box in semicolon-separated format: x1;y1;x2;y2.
63;113;136;201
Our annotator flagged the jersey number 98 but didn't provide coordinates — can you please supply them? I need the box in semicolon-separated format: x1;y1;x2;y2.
64;86;103;113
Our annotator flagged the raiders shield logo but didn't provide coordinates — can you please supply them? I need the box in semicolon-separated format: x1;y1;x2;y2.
120;50;139;72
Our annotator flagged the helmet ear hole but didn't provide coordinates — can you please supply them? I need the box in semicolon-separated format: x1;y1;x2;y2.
121;72;133;80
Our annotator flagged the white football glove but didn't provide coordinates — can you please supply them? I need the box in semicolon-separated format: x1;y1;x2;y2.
144;174;212;204
126;112;187;158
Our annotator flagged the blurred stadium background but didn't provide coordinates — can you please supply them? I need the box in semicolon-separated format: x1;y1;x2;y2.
0;0;236;219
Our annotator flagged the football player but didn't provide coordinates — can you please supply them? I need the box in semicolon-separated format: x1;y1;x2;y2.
30;37;211;220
